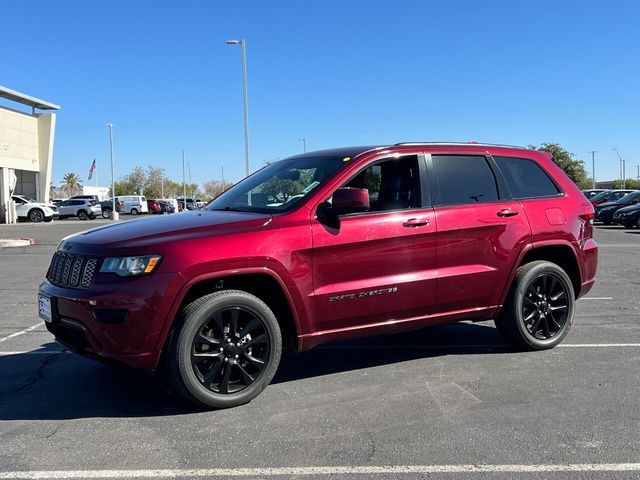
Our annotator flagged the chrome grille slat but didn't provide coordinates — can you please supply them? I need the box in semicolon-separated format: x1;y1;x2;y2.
46;252;98;289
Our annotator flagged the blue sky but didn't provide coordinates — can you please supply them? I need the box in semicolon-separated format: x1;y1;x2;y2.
2;0;639;186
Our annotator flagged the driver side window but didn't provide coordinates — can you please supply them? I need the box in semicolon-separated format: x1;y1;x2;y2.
344;155;421;213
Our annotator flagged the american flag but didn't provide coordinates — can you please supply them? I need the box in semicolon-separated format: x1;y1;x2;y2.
88;159;96;180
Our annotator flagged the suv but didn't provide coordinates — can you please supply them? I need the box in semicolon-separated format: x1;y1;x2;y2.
39;143;598;409
56;199;102;220
11;195;58;222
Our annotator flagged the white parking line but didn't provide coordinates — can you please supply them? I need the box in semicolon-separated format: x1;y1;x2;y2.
3;343;640;357
0;323;42;343
580;297;614;300
1;463;640;478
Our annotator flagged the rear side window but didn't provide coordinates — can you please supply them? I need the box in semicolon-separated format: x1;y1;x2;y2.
494;156;560;199
432;155;499;206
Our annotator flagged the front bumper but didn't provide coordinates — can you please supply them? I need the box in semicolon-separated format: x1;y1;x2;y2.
39;271;184;369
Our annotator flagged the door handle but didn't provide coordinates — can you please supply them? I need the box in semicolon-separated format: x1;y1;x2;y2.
497;209;519;217
402;218;430;227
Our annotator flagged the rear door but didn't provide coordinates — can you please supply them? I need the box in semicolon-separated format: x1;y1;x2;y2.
311;154;437;331
429;153;531;313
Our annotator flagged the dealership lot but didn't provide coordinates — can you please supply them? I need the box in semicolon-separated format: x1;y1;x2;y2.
0;221;638;479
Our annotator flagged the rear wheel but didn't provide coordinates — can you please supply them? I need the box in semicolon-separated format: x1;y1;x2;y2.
495;261;574;350
130;208;139;215
167;290;282;409
102;209;112;219
77;210;88;220
28;209;44;223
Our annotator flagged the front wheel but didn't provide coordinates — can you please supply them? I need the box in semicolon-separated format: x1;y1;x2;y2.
167;290;282;409
29;209;44;223
495;261;575;350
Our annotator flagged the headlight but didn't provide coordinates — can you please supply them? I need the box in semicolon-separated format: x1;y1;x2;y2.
100;255;162;277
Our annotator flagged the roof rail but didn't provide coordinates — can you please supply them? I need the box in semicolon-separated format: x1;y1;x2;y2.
394;141;529;150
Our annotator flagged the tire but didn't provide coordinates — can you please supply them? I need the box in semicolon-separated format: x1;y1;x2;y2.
77;210;88;220
167;290;282;409
495;260;575;351
102;209;112;219
130;208;139;215
28;209;44;223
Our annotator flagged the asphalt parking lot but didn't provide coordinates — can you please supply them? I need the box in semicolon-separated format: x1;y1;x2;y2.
0;220;638;479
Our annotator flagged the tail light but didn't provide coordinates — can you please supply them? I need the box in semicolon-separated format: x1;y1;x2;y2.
580;202;595;239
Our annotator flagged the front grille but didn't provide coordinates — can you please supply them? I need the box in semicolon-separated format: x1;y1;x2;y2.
47;252;99;289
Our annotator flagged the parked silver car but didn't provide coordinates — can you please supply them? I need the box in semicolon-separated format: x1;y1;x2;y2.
56;199;102;220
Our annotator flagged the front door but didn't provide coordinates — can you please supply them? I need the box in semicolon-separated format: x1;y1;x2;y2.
311;155;437;332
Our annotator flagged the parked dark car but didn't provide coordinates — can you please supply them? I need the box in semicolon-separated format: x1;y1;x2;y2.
613;203;640;228
146;199;162;214
158;201;175;214
594;191;640;224
582;189;607;199
39;143;598;409
590;189;635;207
100;199;124;219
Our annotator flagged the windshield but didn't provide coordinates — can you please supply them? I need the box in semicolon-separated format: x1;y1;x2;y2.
590;191;611;202
207;156;348;213
618;191;640;203
16;196;37;203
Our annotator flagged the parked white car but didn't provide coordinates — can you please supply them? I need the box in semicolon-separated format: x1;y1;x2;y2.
11;195;58;223
116;195;148;215
57;199;102;220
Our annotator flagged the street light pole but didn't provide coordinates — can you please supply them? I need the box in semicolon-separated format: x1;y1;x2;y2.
182;149;186;211
107;123;118;221
589;150;596;189
226;39;250;177
613;148;625;189
299;137;307;153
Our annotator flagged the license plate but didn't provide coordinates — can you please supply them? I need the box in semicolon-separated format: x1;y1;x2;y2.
38;294;52;323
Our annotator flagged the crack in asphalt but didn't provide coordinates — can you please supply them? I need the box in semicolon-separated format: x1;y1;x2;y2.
3;352;64;395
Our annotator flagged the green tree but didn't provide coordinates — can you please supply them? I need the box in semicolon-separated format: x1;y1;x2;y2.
203;179;234;199
611;179;640;189
60;172;83;196
530;143;590;189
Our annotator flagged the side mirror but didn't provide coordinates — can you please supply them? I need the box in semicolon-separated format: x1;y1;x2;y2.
331;188;370;215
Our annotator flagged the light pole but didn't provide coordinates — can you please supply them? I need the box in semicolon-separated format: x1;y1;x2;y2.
589;151;596;189
182;149;186;211
187;160;192;199
221;164;225;185
613;148;625;188
106;123;118;220
299;137;307;153
226;39;250;177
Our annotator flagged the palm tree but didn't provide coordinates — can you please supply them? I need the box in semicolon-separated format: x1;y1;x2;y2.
60;173;83;196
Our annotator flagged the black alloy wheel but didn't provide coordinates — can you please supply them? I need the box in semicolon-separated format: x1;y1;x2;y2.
190;306;270;394
495;260;575;350
77;210;88;220
168;290;282;409
521;273;568;340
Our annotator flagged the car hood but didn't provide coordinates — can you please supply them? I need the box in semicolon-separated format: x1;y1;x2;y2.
61;210;273;253
615;204;640;214
596;201;621;209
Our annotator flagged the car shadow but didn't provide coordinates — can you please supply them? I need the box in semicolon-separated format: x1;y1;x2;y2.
0;322;513;420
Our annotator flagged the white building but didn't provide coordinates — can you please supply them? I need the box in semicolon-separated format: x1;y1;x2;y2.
0;86;59;223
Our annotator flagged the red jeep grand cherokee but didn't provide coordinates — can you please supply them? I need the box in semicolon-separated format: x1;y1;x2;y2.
39;143;598;408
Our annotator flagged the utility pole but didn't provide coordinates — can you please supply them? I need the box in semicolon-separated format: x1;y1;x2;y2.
589;151;596;189
299;137;307;153
182;149;186;211
613;148;625;189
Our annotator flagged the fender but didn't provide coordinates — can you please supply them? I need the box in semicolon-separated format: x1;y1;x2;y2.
153;266;306;356
497;239;581;308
